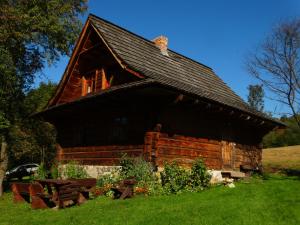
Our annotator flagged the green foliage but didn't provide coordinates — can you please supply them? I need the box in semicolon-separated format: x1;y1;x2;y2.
161;159;211;194
35;163;47;180
6;82;57;169
0;112;10;130
247;84;264;112
63;161;88;179
263;116;300;147
120;155;155;186
50;162;60;179
98;157;211;196
0;0;87;173
119;155;165;195
97;170;121;188
24;82;57;114
190;159;211;189
160;162;190;194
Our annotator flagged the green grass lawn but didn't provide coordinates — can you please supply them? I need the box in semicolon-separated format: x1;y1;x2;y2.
1;176;299;225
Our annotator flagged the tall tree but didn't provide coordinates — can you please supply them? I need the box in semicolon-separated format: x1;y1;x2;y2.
247;84;265;112
246;18;300;127
0;0;88;196
7;82;57;170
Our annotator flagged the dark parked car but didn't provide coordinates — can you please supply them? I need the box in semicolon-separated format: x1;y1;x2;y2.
5;163;39;181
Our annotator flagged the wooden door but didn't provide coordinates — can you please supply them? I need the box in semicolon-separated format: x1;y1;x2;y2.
222;141;233;169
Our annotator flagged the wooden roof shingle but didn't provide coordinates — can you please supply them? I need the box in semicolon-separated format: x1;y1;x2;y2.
88;14;283;126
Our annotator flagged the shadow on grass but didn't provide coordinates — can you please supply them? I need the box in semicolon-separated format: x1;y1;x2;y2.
282;169;300;178
261;171;300;181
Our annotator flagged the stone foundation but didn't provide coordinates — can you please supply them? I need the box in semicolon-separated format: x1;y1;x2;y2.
84;165;121;177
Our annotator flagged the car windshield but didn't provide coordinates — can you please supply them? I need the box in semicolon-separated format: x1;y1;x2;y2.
10;166;20;172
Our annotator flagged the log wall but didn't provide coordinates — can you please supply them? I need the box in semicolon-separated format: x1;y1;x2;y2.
57;144;143;165
56;132;262;170
144;132;262;170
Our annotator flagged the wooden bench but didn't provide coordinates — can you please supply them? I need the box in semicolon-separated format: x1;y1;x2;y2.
11;183;31;203
70;178;97;199
29;183;54;209
111;178;137;200
57;183;82;208
240;165;261;175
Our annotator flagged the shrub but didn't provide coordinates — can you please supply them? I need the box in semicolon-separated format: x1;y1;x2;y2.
35;162;47;179
50;161;60;179
160;159;211;194
190;159;211;190
160;162;190;194
97;170;120;188
120;155;155;186
63;161;88;179
119;155;163;195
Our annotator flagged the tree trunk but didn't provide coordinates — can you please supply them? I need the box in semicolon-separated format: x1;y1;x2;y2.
0;135;8;197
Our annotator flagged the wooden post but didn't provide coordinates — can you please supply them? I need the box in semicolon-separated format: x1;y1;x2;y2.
101;68;109;90
94;69;99;92
143;131;160;167
56;144;63;162
81;76;87;96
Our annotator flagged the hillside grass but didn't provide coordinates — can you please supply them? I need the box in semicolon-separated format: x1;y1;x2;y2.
0;175;299;225
263;145;300;172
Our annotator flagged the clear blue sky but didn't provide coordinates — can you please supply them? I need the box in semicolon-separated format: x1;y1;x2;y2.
40;0;300;116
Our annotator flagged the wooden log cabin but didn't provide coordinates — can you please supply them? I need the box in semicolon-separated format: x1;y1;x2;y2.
37;14;284;173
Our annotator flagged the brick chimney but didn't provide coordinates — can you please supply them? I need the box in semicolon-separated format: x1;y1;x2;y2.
153;35;168;56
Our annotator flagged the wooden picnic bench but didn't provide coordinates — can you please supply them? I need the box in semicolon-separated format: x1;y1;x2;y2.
69;178;97;199
111;178;137;200
11;183;31;203
35;178;97;208
35;179;80;208
11;178;97;209
30;182;55;209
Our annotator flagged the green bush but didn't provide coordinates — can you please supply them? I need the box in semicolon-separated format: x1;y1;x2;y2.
120;155;155;186
190;159;211;190
63;161;88;179
97;170;120;188
160;162;190;194
34;162;47;179
119;155;163;195
50;161;60;179
161;159;211;194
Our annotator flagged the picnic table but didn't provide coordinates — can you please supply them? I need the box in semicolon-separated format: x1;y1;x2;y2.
111;178;137;200
11;178;96;209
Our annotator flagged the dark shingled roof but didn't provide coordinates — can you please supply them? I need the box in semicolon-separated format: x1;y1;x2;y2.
88;14;283;126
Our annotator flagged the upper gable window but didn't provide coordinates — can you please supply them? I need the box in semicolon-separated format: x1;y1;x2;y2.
81;68;113;96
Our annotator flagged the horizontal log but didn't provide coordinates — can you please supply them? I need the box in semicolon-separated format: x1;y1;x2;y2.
157;147;221;158
59;188;81;195
59;193;79;200
157;139;221;151
156;158;222;169
60;158;120;166
63;149;142;155
62;150;141;159
158;143;221;153
158;155;222;162
159;134;221;145
62;145;144;153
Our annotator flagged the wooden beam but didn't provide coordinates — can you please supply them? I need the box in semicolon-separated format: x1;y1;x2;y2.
124;67;144;78
81;76;87;96
174;94;184;103
79;43;101;56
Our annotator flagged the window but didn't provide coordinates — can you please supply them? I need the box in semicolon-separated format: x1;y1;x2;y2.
110;117;129;143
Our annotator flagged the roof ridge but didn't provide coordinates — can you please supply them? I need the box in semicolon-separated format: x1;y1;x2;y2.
88;13;213;71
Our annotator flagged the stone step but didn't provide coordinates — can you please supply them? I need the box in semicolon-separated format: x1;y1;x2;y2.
221;170;245;179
